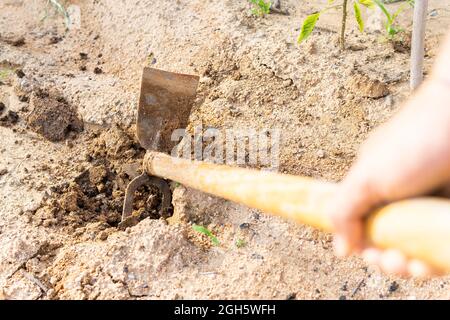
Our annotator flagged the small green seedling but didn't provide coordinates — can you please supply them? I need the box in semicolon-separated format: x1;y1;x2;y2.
298;0;376;49
0;66;15;81
373;0;414;37
173;181;181;188
298;0;413;49
0;69;11;81
42;0;71;29
192;224;220;246
235;239;246;248
249;0;271;17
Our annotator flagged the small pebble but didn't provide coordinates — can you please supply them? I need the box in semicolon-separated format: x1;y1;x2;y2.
283;79;293;87
49;276;59;285
317;149;325;159
42;220;52;227
251;253;264;260
48;36;62;44
11;37;25;47
239;222;250;229
286;293;297;300
46;289;56;298
18;95;29;102
430;9;438;17
97;231;108;241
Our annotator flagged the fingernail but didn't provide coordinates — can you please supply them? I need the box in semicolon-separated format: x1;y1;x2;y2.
334;235;350;257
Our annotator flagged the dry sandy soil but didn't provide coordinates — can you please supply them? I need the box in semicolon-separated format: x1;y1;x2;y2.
0;0;450;299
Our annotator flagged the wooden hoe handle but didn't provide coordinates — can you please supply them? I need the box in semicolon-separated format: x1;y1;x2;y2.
144;151;450;273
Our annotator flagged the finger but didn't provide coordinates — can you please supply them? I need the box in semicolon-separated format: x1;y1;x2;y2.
407;259;434;278
379;249;408;277
433;182;450;198
332;217;364;257
330;175;377;255
362;247;382;266
334;234;351;257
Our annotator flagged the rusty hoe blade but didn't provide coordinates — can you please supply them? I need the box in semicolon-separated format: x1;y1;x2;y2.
120;68;199;226
137;67;199;153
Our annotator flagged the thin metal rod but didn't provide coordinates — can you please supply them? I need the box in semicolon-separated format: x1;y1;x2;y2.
410;0;428;90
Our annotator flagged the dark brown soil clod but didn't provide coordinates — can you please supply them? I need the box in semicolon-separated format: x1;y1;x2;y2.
18;95;29;102
93;67;103;74
48;36;63;45
0;110;19;127
4;36;25;47
15;69;25;78
27;89;83;141
388;281;399;293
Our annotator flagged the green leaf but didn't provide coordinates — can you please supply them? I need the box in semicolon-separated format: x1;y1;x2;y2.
373;0;392;23
297;12;320;44
263;0;271;14
358;0;375;9
251;8;260;16
354;2;364;32
327;0;336;4
387;25;398;36
192;224;220;246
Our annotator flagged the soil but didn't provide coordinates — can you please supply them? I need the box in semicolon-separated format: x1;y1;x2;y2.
26;89;83;141
1;0;450;300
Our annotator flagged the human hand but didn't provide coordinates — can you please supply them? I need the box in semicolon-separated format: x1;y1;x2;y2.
329;77;450;277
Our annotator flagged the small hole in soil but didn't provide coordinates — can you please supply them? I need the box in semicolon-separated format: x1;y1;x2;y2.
131;185;173;220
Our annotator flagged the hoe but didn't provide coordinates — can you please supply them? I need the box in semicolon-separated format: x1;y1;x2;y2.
121;67;450;273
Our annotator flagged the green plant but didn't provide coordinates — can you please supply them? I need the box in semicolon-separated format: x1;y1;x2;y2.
0;67;14;81
192;224;220;246
249;0;271;17
298;0;375;49
42;0;71;29
299;0;415;48
0;70;10;81
373;0;414;37
173;181;181;188
235;239;246;248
